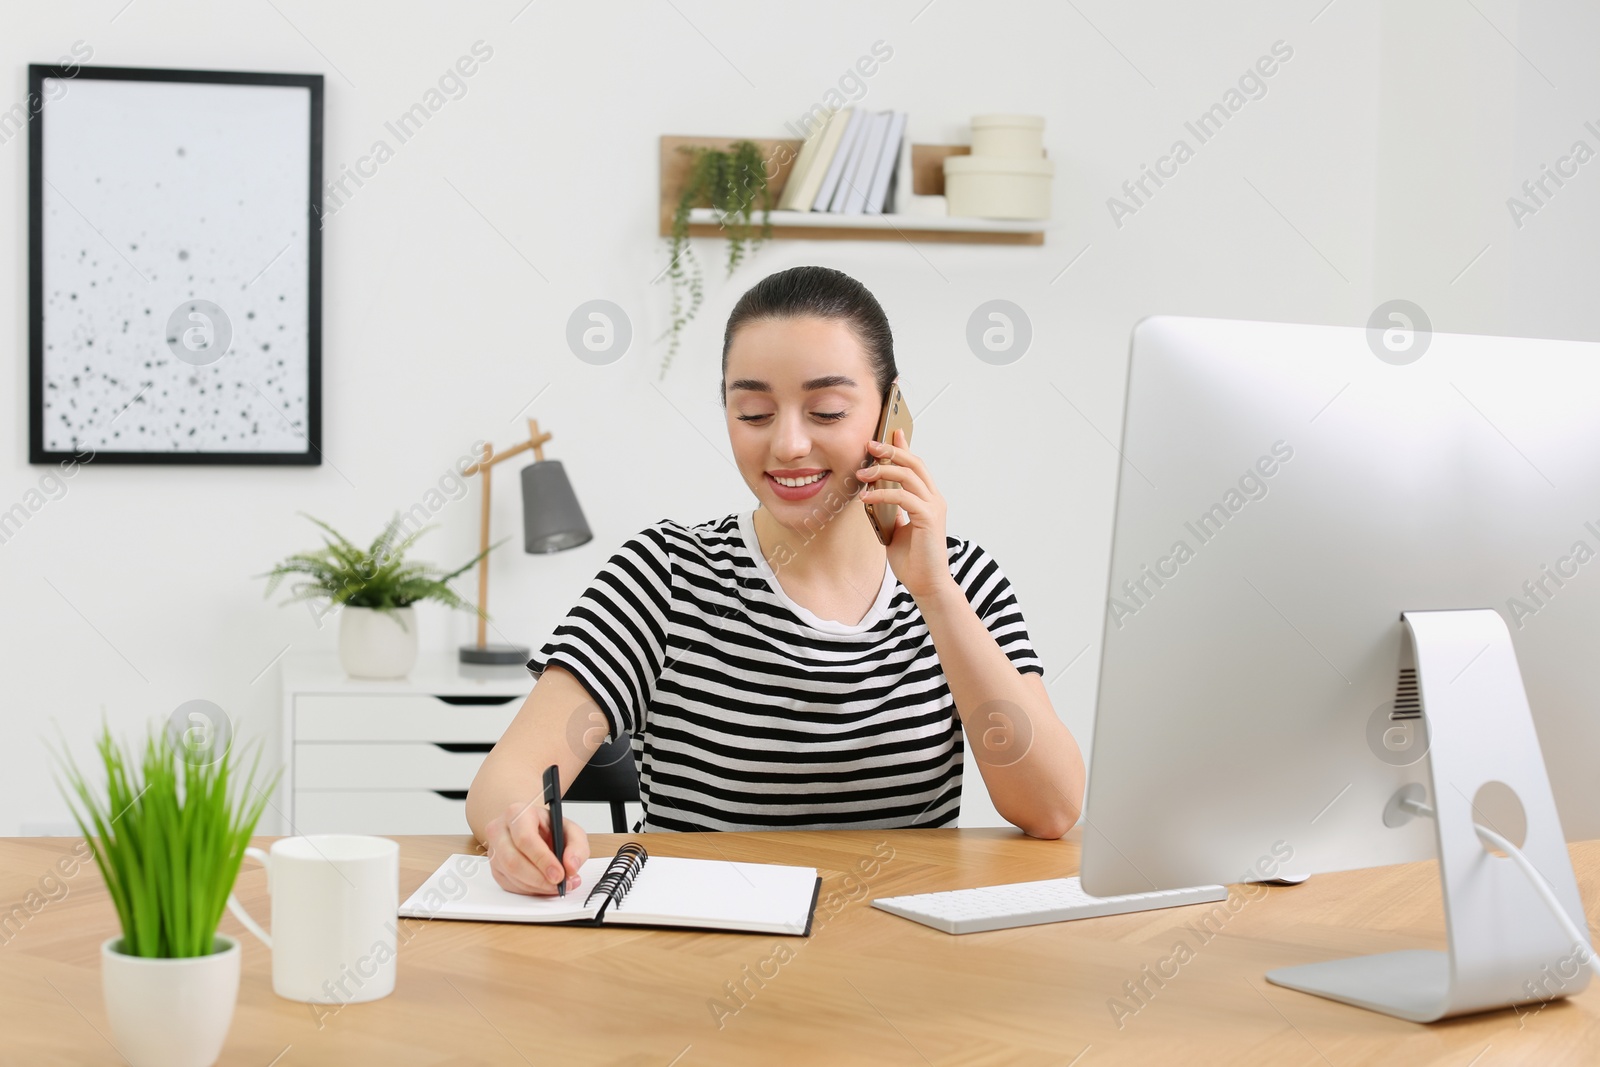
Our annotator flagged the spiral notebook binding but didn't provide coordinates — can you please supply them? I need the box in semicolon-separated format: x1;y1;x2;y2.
583;842;649;915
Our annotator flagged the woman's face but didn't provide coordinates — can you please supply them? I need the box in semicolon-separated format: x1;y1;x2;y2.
724;315;882;529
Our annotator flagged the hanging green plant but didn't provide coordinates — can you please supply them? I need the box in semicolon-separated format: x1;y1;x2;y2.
658;139;774;380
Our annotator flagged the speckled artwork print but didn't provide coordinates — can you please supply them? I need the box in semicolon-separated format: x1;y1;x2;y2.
40;77;310;455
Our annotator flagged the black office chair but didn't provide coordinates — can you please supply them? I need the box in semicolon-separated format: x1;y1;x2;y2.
440;731;639;832
563;730;640;833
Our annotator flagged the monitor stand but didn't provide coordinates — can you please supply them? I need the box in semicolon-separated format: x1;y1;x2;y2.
1265;608;1591;1021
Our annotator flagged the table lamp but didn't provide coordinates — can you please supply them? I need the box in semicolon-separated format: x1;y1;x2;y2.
458;419;592;665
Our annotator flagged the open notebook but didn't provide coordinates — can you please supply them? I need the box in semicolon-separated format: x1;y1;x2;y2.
399;843;822;936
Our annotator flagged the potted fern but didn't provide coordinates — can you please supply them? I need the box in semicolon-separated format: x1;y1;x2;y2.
52;716;279;1067
259;512;503;679
659;139;775;379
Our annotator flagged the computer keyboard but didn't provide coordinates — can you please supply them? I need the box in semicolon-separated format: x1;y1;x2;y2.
871;876;1229;935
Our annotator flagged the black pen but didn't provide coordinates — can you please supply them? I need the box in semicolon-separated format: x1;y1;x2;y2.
542;764;566;897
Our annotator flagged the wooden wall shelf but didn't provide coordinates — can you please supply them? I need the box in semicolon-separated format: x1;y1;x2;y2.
659;136;1048;246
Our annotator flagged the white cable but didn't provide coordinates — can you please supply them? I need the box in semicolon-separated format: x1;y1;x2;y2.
1473;822;1599;980
1399;794;1599;980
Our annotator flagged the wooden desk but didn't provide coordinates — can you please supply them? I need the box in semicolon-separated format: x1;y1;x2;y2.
2;831;1596;1065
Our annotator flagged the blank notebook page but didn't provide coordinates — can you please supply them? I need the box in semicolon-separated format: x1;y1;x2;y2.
399;854;614;923
608;856;819;934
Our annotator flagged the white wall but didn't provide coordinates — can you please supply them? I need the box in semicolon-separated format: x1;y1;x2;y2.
18;0;1555;836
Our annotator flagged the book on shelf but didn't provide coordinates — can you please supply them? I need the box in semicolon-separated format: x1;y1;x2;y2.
888;121;914;214
823;109;875;212
810;108;863;213
777;109;843;212
841;110;890;214
865;111;908;215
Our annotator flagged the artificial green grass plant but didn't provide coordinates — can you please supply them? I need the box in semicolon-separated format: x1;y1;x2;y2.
51;719;280;958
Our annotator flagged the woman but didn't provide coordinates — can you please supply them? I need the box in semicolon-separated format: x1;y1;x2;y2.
466;265;1085;896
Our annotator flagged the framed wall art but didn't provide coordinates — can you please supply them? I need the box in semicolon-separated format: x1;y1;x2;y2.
28;64;323;465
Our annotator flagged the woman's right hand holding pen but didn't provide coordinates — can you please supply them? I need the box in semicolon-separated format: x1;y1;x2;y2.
483;798;590;896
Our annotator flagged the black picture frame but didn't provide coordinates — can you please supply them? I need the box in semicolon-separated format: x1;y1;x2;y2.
28;64;323;465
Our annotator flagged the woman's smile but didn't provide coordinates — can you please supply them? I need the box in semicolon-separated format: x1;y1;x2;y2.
766;468;832;500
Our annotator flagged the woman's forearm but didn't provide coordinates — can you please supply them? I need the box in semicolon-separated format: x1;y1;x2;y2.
465;664;610;844
915;578;1086;838
465;748;542;844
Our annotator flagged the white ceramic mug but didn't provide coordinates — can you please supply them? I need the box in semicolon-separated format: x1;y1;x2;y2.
227;834;399;1004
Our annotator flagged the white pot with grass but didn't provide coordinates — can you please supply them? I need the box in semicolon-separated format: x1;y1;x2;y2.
261;511;498;682
339;605;419;679
101;935;241;1067
54;708;279;1067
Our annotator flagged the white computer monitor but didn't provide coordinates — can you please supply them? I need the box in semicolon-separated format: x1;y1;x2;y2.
1079;315;1600;898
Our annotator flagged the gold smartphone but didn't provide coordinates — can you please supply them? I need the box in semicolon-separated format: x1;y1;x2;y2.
864;379;914;545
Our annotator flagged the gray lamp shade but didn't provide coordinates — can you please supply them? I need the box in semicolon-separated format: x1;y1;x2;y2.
520;459;592;553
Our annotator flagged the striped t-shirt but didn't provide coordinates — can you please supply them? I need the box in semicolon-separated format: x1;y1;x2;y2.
525;509;1044;832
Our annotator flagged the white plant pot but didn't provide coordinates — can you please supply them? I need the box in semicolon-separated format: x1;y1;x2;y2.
339;605;419;679
101;935;240;1067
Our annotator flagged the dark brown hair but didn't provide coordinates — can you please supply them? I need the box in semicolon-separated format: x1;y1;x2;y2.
719;265;897;407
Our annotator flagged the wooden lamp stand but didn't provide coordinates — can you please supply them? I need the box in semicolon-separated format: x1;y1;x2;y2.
457;419;591;665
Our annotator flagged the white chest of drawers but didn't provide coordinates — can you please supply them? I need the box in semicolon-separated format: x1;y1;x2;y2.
278;652;637;837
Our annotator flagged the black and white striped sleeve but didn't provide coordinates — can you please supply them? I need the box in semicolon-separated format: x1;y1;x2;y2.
525;523;674;738
950;539;1045;677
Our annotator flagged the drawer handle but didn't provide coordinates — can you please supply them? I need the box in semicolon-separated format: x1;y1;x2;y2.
433;790;469;801
435;743;494;754
436;695;519;706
